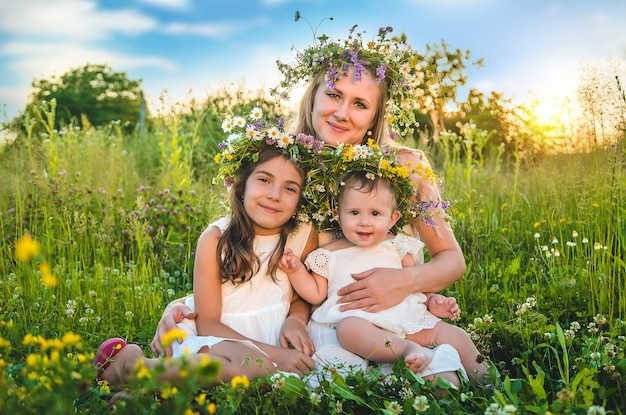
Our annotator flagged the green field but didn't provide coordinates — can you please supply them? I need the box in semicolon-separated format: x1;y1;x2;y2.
1;102;624;414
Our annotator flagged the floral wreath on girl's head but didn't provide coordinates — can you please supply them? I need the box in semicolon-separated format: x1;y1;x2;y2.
213;108;326;221
271;19;433;140
301;139;449;234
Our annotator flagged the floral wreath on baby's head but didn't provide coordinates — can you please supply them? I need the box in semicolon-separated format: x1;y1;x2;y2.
271;15;433;140
301;139;449;234
213;108;326;219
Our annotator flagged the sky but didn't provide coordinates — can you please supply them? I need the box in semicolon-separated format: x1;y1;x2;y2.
1;0;625;121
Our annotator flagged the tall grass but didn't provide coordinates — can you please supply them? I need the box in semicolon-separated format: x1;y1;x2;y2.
0;106;624;413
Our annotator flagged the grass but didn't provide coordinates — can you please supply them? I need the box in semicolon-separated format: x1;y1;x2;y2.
0;105;624;414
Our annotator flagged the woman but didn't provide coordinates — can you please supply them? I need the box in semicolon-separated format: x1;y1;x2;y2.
152;25;467;378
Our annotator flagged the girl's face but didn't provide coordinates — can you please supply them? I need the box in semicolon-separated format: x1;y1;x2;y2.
337;185;401;248
243;156;303;236
312;66;381;146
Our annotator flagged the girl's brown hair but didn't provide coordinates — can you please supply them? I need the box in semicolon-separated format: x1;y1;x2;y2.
217;147;305;285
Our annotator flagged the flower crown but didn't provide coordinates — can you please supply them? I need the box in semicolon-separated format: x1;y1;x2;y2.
271;21;432;140
301;140;448;233
213;108;325;189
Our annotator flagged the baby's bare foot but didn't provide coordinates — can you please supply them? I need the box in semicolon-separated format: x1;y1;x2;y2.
101;344;145;386
404;344;433;374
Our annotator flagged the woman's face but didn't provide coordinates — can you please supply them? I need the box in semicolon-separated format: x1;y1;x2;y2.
311;66;381;146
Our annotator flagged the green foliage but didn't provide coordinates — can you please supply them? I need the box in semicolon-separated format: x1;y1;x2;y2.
26;63;145;133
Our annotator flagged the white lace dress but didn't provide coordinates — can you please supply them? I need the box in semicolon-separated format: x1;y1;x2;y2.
305;233;466;379
306;233;440;335
172;217;313;358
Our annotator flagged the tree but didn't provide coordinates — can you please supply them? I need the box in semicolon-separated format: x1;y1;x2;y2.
27;63;145;132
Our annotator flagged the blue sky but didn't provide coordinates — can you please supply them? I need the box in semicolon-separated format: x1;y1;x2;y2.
1;0;625;120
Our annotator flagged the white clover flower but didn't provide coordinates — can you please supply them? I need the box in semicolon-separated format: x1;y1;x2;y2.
570;321;581;332
544;332;552;340
502;404;518;414
525;297;536;307
386;401;402;415
564;329;575;339
534;232;540;239
412;395;429;412
483;314;493;324
587;405;606;415
309;392;321;405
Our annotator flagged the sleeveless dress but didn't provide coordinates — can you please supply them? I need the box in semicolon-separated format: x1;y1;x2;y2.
172;217;314;358
306;233;466;379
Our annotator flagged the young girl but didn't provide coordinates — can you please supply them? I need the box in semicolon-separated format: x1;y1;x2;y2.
94;116;322;387
281;169;483;385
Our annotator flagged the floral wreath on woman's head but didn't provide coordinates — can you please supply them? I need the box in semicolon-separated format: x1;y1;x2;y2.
301;139;449;233
270;19;433;140
213;107;325;208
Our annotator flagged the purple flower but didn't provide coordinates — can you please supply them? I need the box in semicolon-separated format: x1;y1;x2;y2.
375;64;386;85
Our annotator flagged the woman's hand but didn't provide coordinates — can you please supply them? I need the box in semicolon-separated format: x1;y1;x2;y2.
150;300;197;357
336;267;412;313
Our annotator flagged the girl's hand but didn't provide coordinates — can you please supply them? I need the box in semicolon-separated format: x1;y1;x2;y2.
280;314;315;356
272;348;316;377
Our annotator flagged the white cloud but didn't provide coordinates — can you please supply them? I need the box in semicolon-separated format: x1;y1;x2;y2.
0;0;157;41
162;22;247;38
137;0;191;10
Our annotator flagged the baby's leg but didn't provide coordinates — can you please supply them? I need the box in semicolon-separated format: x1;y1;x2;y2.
336;316;432;373
407;322;487;385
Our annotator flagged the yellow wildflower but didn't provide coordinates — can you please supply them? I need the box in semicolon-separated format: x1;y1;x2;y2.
231;375;249;388
14;235;41;262
39;261;58;288
161;327;188;348
61;332;81;347
214;153;221;164
208;403;217;414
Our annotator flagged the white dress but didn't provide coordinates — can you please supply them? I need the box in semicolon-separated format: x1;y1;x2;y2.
306;233;466;379
306;233;440;335
172;217;314;358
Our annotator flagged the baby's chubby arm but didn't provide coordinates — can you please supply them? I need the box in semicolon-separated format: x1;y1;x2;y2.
280;249;328;305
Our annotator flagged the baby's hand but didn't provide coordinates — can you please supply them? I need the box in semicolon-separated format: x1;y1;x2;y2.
428;294;461;321
279;248;304;274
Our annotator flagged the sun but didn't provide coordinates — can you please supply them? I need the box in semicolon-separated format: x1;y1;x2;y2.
524;93;575;127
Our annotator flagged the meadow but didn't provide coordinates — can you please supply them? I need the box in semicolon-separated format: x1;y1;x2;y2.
0;99;624;414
